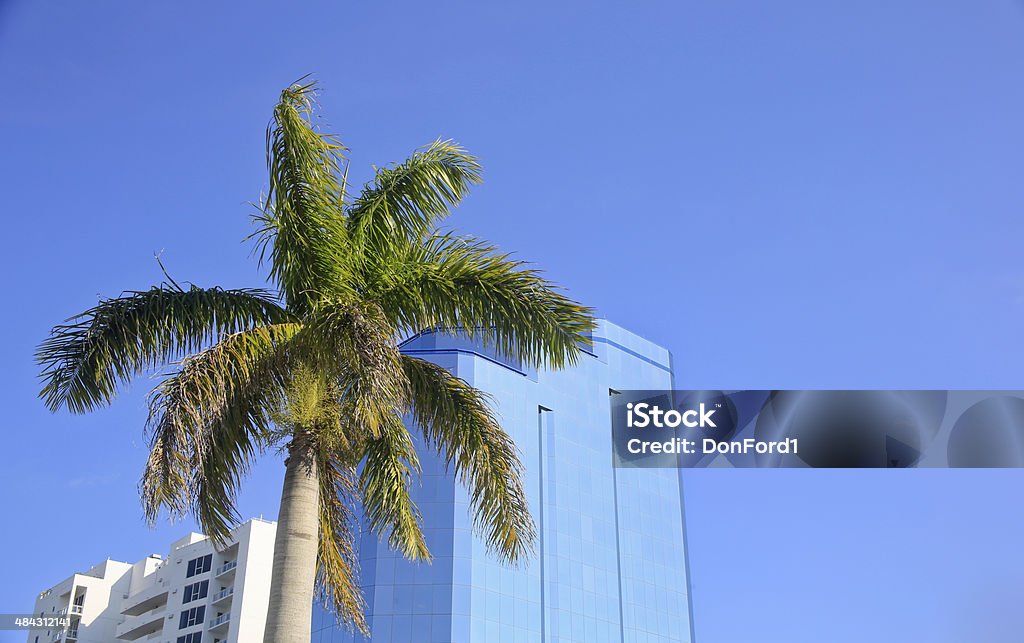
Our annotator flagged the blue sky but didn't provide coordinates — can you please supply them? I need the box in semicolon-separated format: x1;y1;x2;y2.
2;1;1024;641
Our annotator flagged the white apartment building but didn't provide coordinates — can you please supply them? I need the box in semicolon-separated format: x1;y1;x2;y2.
28;518;277;643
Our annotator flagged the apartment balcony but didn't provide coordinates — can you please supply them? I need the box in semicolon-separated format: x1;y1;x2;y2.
214;560;237;578
58;604;83;617
211;586;234;606
209;612;231;631
120;583;169;616
50;630;78;642
115;607;164;640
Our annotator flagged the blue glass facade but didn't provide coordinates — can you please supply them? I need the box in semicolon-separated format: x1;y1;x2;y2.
312;321;695;643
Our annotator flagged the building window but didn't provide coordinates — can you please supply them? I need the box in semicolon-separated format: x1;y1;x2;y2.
178;605;205;629
182;580;209;603
186;554;212;578
176;633;202;643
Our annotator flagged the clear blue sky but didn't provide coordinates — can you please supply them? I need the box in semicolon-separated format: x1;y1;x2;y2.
2;1;1024;641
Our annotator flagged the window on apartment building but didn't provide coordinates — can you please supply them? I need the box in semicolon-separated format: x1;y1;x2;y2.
178;605;205;629
176;633;202;643
186;554;212;578
182;580;209;603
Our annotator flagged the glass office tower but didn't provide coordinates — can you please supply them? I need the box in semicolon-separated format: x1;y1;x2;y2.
312;321;695;643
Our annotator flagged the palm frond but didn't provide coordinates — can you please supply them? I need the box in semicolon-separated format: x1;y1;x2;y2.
403;355;536;563
253;80;351;311
296;299;409;437
372;233;595;368
359;413;430;561
347;139;481;258
37;285;290;414
142;323;300;544
315;454;368;636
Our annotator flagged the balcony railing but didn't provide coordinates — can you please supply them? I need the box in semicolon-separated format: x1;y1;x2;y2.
215;561;237;576
213;587;234;602
210;612;231;628
70;604;83;615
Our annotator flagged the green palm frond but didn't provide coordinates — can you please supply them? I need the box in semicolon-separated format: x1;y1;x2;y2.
359;413;430;561
297;299;409;437
37;285;290;414
252;80;351;311
403;355;536;563
142;323;299;543
315;454;368;636
347;139;482;258
372;233;595;368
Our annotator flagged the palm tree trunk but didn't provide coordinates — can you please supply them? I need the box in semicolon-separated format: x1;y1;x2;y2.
264;441;319;643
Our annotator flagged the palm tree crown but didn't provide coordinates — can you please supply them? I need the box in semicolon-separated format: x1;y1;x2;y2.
36;80;595;636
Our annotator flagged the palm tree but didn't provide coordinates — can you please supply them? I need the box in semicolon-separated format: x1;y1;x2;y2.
36;80;594;643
